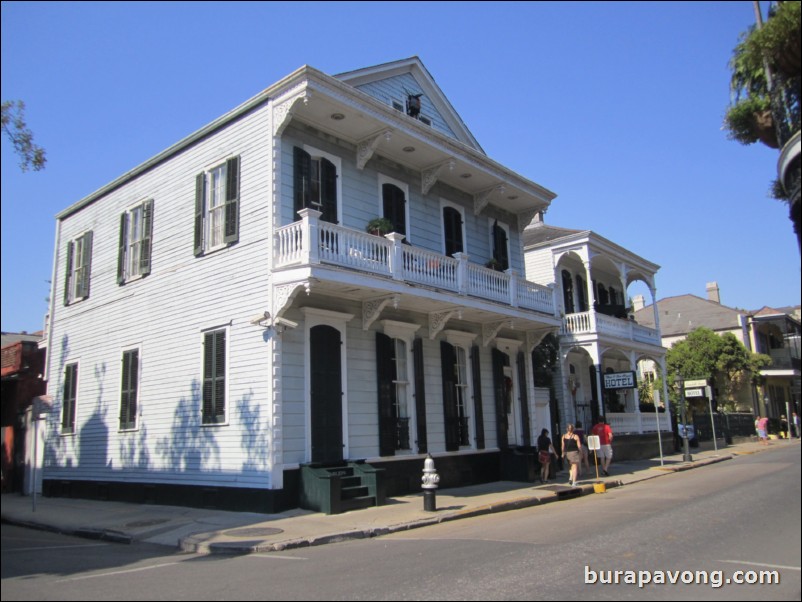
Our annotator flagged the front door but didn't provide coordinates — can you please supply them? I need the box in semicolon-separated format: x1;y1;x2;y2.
310;325;343;463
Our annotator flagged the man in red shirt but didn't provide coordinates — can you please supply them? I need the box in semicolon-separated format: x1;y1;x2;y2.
592;416;614;476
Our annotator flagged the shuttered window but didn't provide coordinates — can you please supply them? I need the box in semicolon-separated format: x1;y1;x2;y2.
492;220;509;271
119;349;139;430
440;341;471;451
202;329;227;425
443;206;464;257
194;156;240;256
382;183;407;236
62;363;78;434
117;200;154;284
64;231;93;305
294;146;338;224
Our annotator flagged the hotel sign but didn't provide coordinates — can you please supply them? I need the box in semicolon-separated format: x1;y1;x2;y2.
603;371;637;390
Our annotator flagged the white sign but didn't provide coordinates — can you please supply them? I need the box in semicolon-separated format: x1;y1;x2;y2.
685;379;708;388
603;371;636;389
685;388;705;398
586;435;601;451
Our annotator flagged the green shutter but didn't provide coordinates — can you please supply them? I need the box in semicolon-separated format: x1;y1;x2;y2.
117;213;128;285
120;350;139;430
440;341;459;452
471;346;485;450
376;332;397;456
194;173;205;256
413;338;428;454
294;147;311;217
517;351;531;447
140;200;154;276
64;240;74;305
62;364;77;433
320;157;338;224
203;330;226;424
492;348;509;450
77;231;93;299
224;156;239;244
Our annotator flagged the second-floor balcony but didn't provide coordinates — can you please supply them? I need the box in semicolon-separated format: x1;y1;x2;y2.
561;310;661;346
274;209;556;317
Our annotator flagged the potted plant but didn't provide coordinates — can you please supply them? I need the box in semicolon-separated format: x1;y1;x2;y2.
485;258;504;272
366;217;394;236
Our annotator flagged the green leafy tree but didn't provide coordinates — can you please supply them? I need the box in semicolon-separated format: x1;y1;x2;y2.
666;327;771;412
1;100;46;172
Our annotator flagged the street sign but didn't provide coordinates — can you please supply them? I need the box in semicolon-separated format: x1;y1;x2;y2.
684;388;705;398
685;379;708;388
586;435;600;451
603;371;637;390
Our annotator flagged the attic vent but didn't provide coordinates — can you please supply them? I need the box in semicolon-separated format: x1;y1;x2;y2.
392;100;404;112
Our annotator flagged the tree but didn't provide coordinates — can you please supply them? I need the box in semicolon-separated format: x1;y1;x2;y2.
666;327;771;412
1;100;46;172
723;1;801;251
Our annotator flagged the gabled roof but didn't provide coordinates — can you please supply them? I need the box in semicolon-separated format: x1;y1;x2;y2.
336;57;485;154
521;221;587;248
634;294;745;337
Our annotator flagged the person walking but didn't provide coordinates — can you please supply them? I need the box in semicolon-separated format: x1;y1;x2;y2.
757;415;770;445
562;424;582;487
592;416;614;476
575;421;591;477
537;428;556;484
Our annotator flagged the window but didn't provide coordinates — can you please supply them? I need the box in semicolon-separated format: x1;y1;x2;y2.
380;176;409;238
117;200;153;284
61;363;78;434
119;349;139;430
294;146;338;224
562;270;575;314
442;203;464;257
64;231;93;305
491;220;509;271
377;333;412;454
202;329;227;425
441;340;472;450
194;156;240;256
576;275;587;312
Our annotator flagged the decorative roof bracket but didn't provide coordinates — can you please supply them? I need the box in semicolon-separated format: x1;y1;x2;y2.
357;129;392;170
363;294;400;330
483;320;513;347
273;89;311;138
473;185;505;215
422;159;455;196
429;307;463;339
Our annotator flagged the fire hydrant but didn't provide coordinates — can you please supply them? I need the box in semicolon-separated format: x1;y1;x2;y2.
421;453;439;512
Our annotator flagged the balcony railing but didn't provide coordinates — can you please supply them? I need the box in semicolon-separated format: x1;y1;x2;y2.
274;209;556;315
561;310;661;346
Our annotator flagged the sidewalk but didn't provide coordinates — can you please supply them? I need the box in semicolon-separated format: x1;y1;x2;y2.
2;440;794;555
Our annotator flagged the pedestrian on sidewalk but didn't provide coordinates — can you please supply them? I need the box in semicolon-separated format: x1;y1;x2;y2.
537;428;556;484
780;415;788;439
592;416;614;476
756;415;770;445
562;424;582;487
575;421;591;476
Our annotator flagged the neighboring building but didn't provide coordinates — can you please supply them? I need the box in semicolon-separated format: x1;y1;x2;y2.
1;331;46;492
634;284;801;418
42;58;564;511
522;215;670;452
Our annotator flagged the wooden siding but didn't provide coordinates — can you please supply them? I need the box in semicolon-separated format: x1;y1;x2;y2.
45;102;275;490
354;73;459;142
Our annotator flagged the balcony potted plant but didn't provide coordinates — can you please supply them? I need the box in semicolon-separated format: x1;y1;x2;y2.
366;217;393;236
485;258;504;272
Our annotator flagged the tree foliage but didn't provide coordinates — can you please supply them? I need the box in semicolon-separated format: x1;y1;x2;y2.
1;100;47;172
666;327;771;410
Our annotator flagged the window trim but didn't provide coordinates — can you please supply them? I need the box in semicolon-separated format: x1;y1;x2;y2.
201;326;229;426
378;174;410;241
64;231;93;305
117;199;154;284
61;362;79;435
194;156;240;256
440;199;466;257
119;347;141;432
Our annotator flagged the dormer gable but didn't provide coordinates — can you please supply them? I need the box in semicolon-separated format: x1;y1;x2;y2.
336;57;485;154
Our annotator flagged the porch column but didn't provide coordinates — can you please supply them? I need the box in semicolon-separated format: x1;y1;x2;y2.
630;351;642;433
589;343;604;419
298;208;321;265
583;260;595;312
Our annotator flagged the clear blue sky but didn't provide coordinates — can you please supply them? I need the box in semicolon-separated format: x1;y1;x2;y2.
2;1;799;333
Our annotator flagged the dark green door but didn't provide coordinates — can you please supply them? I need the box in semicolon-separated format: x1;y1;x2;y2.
311;325;343;463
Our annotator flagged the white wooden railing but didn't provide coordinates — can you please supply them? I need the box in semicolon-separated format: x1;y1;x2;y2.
560;310;660;345
274;209;556;315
